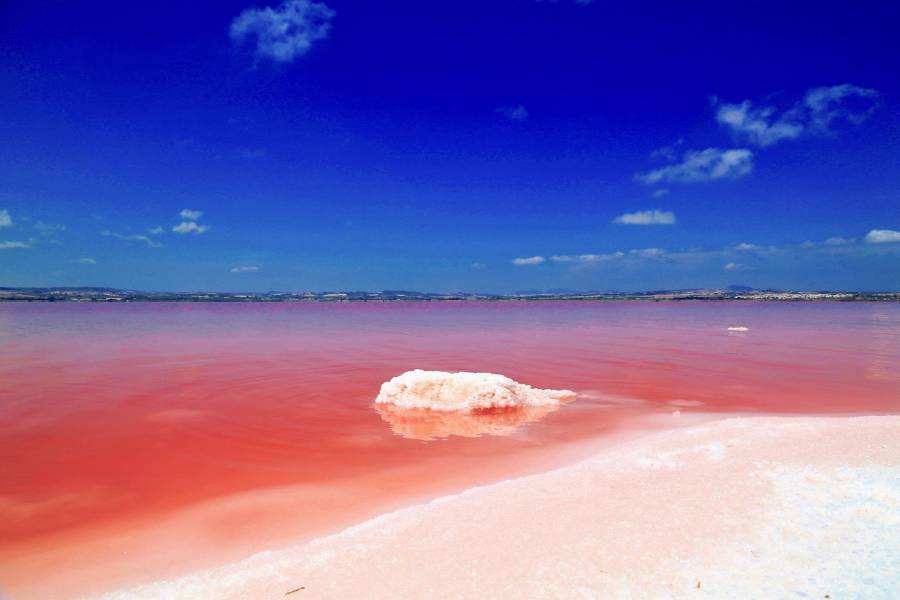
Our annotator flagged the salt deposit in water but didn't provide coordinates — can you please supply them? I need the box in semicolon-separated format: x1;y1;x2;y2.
375;369;576;412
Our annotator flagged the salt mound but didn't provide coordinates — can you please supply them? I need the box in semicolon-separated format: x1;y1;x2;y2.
375;369;575;412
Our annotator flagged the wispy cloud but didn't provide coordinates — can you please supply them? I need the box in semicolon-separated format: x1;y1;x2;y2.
724;262;752;272
650;138;684;161
102;231;162;247
0;240;31;249
471;262;487;270
804;84;880;132
520;229;899;274
74;257;97;265
629;248;667;258
0;209;11;227
716;84;879;147
824;236;854;246
172;221;211;235
715;101;803;147
551;252;624;264
512;256;545;266
230;265;260;273
149;226;165;235
651;188;670;198
636;148;753;184
613;209;676;225
34;221;66;235
179;209;203;220
230;0;336;64
865;229;900;244
495;105;529;121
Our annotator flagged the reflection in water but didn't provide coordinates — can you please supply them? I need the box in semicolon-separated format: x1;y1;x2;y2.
376;403;564;440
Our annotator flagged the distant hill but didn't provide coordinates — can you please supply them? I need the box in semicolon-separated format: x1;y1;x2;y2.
0;287;897;302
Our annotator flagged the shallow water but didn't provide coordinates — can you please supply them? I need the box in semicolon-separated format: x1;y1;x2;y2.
1;301;898;598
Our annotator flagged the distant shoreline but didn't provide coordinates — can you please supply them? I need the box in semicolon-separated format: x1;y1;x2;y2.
1;288;899;303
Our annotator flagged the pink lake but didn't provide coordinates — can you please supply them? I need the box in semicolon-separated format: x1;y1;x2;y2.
1;301;898;598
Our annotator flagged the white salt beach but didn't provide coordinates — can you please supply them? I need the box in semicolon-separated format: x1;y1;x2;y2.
90;415;900;600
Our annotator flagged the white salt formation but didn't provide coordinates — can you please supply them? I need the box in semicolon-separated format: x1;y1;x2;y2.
93;416;900;600
375;369;575;412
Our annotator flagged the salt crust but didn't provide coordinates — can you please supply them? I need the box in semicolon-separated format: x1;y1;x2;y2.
375;369;576;411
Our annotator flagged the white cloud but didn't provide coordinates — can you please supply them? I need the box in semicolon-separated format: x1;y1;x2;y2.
172;221;211;235
864;229;900;244
804;84;880;132
149;226;165;235
512;256;545;266
724;262;752;272
230;266;260;273
495;105;529;121
102;231;162;247
628;247;667;258
471;262;487;270
230;0;336;64
0;240;31;249
0;209;11;227
551;252;624;264
733;242;761;251
636;148;753;184
824;236;854;246
715;100;803;147
179;209;203;220
613;209;676;225
716;84;879;146
651;188;670;198
74;257;97;265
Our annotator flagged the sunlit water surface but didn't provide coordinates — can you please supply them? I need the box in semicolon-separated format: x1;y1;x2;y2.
1;302;898;598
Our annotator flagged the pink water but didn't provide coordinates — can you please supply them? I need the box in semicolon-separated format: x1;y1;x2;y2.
1;302;898;598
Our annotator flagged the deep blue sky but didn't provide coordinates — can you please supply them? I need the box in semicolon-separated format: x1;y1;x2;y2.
1;0;899;292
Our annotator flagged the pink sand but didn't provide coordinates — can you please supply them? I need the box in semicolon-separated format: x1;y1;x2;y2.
91;415;900;599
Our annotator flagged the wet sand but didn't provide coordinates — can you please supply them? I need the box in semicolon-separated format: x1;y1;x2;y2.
89;415;900;600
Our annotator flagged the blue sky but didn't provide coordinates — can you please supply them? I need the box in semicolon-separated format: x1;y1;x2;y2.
1;0;898;293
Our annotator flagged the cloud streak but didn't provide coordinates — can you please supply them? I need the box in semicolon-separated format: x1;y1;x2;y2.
551;252;624;264
724;262;752;272
230;266;260;273
102;231;162;247
0;209;11;227
613;209;676;225
636;148;753;184
0;240;31;249
512;256;545;266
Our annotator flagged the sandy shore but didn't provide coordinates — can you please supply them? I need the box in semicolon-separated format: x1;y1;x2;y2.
87;415;900;599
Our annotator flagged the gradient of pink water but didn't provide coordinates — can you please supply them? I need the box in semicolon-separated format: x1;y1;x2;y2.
1;302;898;597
